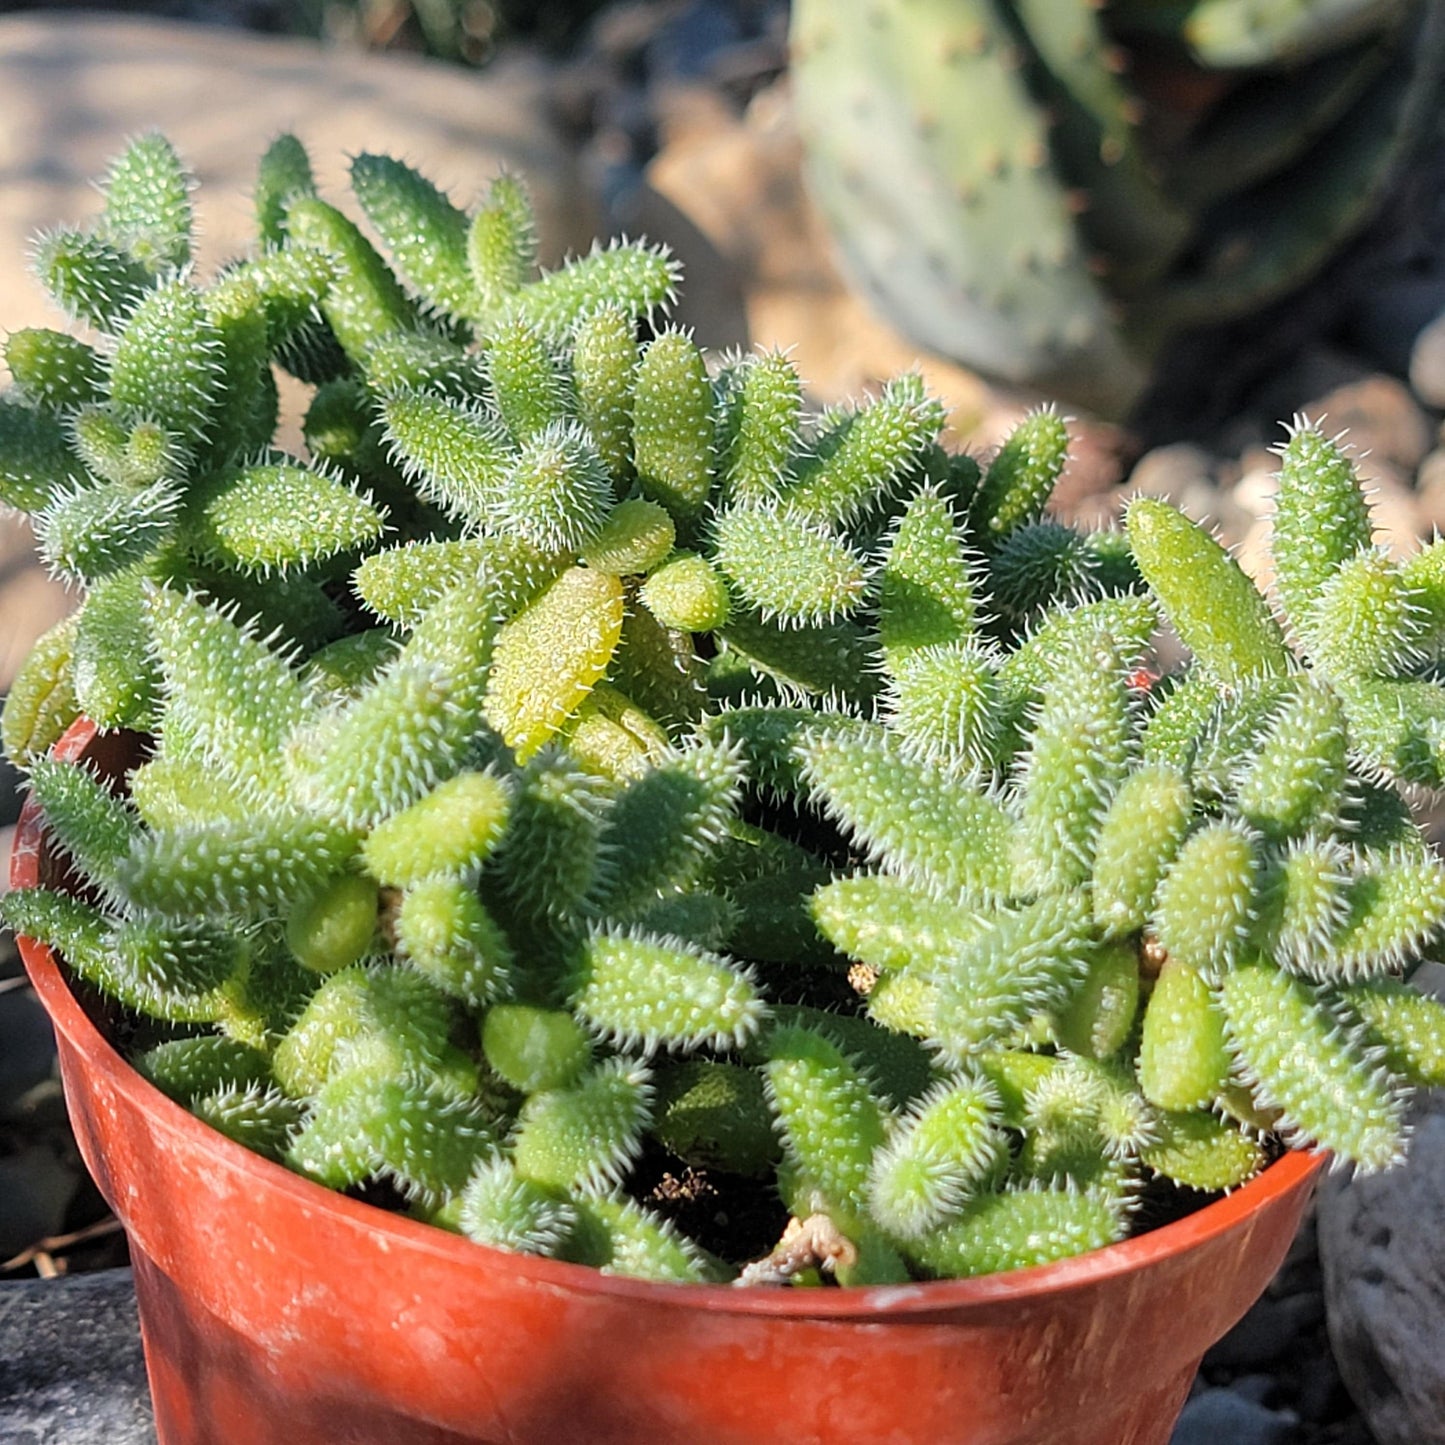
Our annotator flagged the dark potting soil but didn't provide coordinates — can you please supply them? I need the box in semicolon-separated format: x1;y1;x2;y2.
344;1127;1231;1282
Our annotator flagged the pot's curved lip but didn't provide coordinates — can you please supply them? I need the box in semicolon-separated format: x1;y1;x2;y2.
10;718;1327;1321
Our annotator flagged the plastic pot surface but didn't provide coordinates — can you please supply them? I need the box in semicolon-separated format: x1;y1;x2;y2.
12;720;1325;1445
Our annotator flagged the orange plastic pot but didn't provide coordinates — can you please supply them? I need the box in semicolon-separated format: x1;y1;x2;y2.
12;719;1325;1445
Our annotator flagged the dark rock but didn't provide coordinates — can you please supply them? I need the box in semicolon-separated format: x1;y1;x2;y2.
1294;1343;1352;1425
1125;442;1254;545
1232;1373;1283;1406
1203;1290;1325;1370
0;1269;153;1444
1412;961;1445;1003
0;744;23;829
1323;1092;1445;1445
0;1148;76;1260
646;1;742;83
1345;276;1445;377
0;987;56;1110
1305;1420;1381;1445
1317;1089;1445;1445
1171;1387;1299;1445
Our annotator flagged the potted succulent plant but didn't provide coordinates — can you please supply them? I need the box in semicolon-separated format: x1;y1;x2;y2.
3;135;1443;1445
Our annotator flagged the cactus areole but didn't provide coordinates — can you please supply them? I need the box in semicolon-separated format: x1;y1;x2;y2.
1;136;1441;1442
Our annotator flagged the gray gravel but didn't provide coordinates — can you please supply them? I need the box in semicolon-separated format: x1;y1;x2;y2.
0;1270;153;1445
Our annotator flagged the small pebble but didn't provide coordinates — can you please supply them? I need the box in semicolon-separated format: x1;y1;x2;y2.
1231;1373;1281;1406
1232;465;1277;519
1300;375;1434;474
1413;449;1445;535
1126;442;1218;499
1171;1387;1299;1445
1410;308;1445;408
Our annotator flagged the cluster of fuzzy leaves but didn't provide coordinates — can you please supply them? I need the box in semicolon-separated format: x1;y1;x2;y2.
6;138;1445;1290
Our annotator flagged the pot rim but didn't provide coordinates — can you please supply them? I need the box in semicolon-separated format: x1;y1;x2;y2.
9;717;1326;1321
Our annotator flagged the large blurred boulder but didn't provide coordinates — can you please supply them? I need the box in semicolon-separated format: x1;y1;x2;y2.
0;13;596;323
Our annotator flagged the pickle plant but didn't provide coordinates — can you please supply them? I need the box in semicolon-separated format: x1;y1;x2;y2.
3;136;1444;1287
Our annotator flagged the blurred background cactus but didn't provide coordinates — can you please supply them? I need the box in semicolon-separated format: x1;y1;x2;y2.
790;0;1445;417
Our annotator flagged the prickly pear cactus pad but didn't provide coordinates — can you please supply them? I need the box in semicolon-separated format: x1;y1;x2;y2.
790;0;1445;416
5;137;1445;1288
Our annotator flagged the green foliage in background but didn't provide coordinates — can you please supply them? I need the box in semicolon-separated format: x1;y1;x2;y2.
791;0;1445;415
